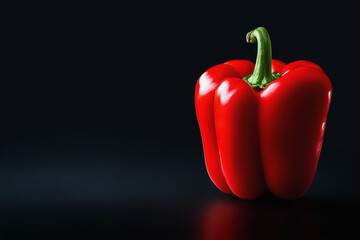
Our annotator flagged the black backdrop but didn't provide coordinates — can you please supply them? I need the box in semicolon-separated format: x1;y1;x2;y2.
1;1;360;239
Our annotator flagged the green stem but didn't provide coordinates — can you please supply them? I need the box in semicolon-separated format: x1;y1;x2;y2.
243;27;280;89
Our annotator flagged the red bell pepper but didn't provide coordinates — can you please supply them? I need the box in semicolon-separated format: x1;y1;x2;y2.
195;27;332;200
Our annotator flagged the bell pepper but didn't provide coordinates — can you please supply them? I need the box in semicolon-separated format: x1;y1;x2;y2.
195;27;332;200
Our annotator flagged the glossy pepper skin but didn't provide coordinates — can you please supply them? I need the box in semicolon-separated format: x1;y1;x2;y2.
195;27;332;200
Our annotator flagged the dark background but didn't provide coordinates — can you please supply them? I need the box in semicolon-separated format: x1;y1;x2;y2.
1;1;359;239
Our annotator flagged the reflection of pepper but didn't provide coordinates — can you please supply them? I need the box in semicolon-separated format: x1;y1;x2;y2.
195;27;332;200
200;198;319;239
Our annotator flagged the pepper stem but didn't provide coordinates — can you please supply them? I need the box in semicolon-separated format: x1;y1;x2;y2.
243;27;279;89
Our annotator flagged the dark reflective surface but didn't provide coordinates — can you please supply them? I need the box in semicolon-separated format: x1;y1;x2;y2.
2;194;358;239
198;195;359;240
1;146;359;239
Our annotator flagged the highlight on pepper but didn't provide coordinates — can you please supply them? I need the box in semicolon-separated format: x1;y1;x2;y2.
195;27;332;200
